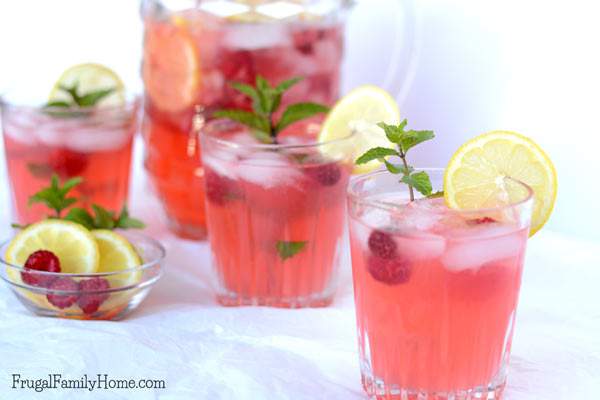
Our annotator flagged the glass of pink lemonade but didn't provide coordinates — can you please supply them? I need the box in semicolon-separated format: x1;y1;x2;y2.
1;94;139;225
201;118;354;307
348;169;534;399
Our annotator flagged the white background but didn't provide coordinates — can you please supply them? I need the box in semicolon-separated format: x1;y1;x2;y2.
1;0;599;241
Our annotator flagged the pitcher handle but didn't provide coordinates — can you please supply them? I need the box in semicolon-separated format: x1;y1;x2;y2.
381;0;420;105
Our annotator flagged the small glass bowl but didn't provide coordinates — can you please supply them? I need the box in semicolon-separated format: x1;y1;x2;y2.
0;231;165;320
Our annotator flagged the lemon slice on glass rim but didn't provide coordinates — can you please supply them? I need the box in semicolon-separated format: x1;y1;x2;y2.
49;63;126;107
318;85;401;174
444;130;557;236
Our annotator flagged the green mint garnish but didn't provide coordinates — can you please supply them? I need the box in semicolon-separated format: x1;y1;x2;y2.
43;82;115;117
213;76;329;143
23;174;144;230
276;240;307;261
356;119;436;201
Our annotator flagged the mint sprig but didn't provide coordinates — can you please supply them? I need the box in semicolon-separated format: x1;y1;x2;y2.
276;241;307;261
213;76;329;143
44;82;115;117
22;174;144;230
356;119;437;201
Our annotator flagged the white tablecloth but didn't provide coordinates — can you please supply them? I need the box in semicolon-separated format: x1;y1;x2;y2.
0;141;599;400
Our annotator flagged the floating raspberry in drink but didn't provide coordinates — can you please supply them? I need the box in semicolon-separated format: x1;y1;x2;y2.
367;255;412;285
304;162;341;186
49;149;89;178
205;169;241;206
78;278;111;314
368;230;397;259
46;277;79;309
21;250;61;287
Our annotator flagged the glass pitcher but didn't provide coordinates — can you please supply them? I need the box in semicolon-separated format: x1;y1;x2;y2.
140;0;417;240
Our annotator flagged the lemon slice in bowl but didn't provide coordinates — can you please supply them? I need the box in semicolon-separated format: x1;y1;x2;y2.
5;220;99;276
444;130;557;236
91;230;142;287
319;85;401;174
49;63;125;107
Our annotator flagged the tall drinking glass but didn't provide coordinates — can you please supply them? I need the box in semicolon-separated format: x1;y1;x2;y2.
347;169;533;399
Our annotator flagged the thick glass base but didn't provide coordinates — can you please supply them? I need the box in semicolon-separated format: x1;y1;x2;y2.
166;219;208;241
216;292;334;308
361;373;506;400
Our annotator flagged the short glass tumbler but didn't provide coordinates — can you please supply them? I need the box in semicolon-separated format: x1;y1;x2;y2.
347;169;533;399
0;96;139;225
201;119;354;307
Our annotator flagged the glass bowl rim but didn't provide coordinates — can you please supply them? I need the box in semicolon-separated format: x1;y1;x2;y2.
0;230;166;280
347;167;535;216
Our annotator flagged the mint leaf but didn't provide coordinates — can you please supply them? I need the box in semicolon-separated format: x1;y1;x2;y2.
27;163;54;179
276;241;307;261
401;130;435;154
377;122;403;144
115;206;145;229
77;88;114;107
356;147;399;165
11;223;29;229
275;77;303;93
92;204;115;229
401;171;432;196
217;75;328;142
45;100;71;108
427;191;444;199
276;102;329;133
213;109;270;133
384;160;413;175
64;207;95;229
28;174;80;217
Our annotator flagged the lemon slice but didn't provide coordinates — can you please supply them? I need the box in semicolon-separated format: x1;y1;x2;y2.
49;63;125;107
142;19;199;112
5;220;99;278
444;130;557;236
319;85;400;174
91;230;142;286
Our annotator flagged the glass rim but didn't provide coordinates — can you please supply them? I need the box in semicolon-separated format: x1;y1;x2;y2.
0;231;166;278
201;118;357;151
347;168;535;215
0;91;141;113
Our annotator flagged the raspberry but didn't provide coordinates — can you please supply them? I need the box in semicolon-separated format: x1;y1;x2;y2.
293;29;326;55
304;162;342;186
468;217;497;225
367;255;412;285
50;149;89;177
78;278;111;315
368;230;397;259
219;50;255;110
46;277;78;309
21;250;61;287
205;169;240;205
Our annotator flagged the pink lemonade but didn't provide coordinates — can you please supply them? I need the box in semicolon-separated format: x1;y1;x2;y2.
141;0;344;239
348;171;533;399
201;120;352;307
1;102;138;224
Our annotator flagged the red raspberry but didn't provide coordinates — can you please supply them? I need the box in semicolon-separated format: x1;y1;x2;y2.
367;255;412;285
368;230;397;259
293;29;326;55
78;278;111;315
50;149;89;177
468;217;497;225
21;250;61;287
219;50;255;110
205;169;241;206
46;277;78;309
304;162;342;186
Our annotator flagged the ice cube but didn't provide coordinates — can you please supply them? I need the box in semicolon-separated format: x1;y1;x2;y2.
397;233;446;262
66;127;132;152
237;151;301;188
442;231;525;272
202;150;239;180
224;23;291;50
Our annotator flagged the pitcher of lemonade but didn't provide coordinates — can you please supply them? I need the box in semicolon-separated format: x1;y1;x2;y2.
140;0;417;239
